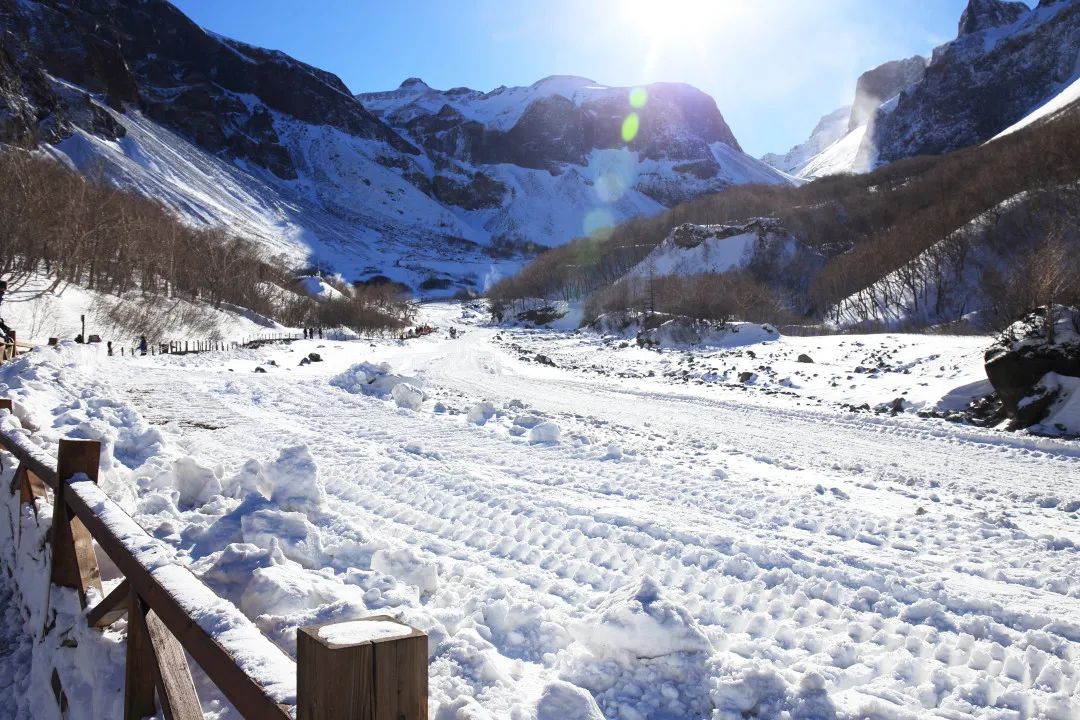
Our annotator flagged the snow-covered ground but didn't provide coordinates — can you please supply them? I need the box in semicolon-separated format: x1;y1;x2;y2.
0;273;292;346
1;303;1078;719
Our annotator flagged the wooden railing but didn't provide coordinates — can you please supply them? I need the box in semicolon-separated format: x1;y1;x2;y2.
0;398;427;719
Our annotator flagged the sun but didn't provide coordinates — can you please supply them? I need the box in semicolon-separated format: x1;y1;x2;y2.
623;0;728;42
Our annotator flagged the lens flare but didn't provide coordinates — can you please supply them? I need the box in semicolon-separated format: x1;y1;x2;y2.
629;87;648;109
583;208;615;238
621;112;640;143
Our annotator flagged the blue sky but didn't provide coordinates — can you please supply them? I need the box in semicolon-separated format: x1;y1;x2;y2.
170;0;1026;157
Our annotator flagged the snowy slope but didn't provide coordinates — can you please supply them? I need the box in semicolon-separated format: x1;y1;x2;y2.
2;303;1078;718
795;124;869;180
760;106;851;176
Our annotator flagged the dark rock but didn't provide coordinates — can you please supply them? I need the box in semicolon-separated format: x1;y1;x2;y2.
307;352;322;362
738;371;755;384
984;305;1080;419
299;357;311;366
254;366;267;373
535;354;556;367
958;0;1028;36
797;354;814;364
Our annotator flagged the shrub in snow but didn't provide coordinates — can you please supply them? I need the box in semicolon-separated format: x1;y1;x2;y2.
467;400;497;425
391;382;425;410
528;421;561;444
170;456;223;507
371;547;439;596
536;681;604;720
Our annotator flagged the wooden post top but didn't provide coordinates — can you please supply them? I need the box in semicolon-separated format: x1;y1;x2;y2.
0;398;12;412
299;615;426;650
297;616;427;720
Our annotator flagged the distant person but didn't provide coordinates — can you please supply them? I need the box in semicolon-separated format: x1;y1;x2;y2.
138;335;148;356
318;327;323;339
303;328;309;339
107;341;113;356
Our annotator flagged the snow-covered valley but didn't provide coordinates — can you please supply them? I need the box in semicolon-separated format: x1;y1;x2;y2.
2;303;1077;719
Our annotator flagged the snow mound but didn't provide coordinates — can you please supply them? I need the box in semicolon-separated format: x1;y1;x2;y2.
467;401;497;425
578;576;712;660
1026;373;1080;437
170;456;223;507
331;362;422;402
528;421;562;444
296;275;344;302
371;547;439;596
222;445;326;516
391;382;426;410
536;681;604;720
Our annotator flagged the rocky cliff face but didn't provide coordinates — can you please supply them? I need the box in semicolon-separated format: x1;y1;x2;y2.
848;56;927;131
870;0;1080;163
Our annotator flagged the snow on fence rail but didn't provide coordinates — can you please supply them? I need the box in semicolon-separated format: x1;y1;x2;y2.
0;398;427;720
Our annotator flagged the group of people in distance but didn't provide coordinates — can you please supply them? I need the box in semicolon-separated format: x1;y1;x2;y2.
303;327;323;340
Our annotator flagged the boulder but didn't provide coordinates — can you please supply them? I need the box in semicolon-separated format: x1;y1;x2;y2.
984;306;1080;422
797;354;814;364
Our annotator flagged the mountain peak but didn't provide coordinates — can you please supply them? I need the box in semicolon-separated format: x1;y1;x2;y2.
958;0;1029;36
400;77;430;89
529;75;598;90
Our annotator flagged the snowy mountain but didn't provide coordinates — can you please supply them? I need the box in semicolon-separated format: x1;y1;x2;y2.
760;106;850;176
762;56;926;179
0;0;789;294
872;0;1080;164
768;0;1080;180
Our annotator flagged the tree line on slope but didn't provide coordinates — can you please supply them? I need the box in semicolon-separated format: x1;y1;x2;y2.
0;150;412;339
489;106;1080;331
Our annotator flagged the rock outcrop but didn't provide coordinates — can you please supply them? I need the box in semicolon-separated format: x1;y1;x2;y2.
984;305;1080;429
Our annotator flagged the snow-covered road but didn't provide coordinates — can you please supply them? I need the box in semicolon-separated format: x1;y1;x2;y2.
3;303;1078;719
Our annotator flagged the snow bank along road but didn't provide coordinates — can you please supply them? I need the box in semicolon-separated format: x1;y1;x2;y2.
2;303;1078;719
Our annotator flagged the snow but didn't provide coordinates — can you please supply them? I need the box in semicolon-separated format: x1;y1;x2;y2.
992;74;1080;140
795;123;869;180
1;302;1079;718
0;271;292;345
295;276;344;302
627;231;758;278
761;105;852;176
317;619;413;646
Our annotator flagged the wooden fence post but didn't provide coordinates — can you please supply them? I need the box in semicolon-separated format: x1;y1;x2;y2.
50;439;103;606
297;616;427;720
0;398;11;412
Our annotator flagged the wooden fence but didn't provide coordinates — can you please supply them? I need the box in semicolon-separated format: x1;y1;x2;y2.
0;330;305;361
0;398;427;719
